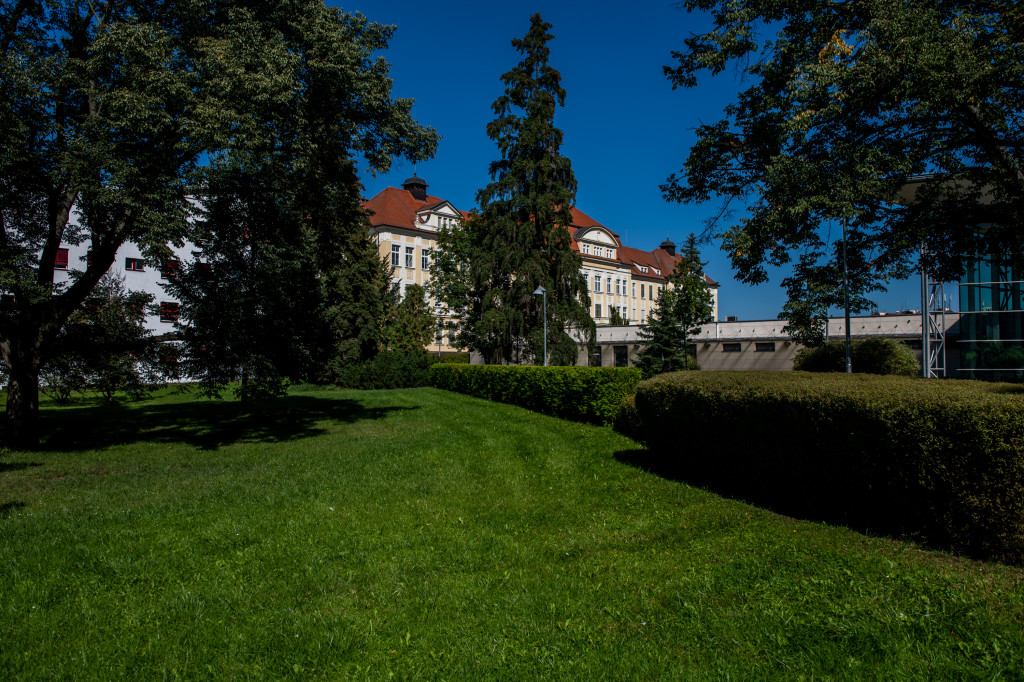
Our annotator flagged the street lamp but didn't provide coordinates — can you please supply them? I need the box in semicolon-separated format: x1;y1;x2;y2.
842;215;852;373
533;285;547;366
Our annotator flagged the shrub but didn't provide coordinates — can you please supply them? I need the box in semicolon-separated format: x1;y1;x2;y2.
434;352;470;364
612;395;644;442
794;337;919;375
336;350;434;389
430;364;642;425
634;371;1024;564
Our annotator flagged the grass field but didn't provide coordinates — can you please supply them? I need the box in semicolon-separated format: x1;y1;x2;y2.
1;386;1023;679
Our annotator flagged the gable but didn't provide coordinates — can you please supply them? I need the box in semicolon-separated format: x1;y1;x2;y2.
576;226;617;247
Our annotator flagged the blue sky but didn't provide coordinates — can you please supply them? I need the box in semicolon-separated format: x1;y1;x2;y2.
342;0;931;321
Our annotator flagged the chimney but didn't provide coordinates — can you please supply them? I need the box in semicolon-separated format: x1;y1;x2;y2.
659;238;676;256
402;176;428;201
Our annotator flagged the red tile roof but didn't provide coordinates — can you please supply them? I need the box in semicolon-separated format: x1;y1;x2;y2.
363;186;469;229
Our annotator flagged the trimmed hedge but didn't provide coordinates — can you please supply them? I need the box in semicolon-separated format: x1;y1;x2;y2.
336;350;434;389
429;364;642;425
434;352;471;364
635;371;1024;564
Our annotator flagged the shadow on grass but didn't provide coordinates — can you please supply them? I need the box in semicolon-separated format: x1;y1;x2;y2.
614;448;900;541
0;501;26;517
0;461;43;473
36;394;418;452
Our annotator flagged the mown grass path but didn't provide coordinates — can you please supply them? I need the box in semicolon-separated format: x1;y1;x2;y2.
1;386;1023;679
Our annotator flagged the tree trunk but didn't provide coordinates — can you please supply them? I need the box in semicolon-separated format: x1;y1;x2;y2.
5;353;41;450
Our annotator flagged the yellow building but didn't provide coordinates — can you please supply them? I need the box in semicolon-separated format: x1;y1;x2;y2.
363;176;718;353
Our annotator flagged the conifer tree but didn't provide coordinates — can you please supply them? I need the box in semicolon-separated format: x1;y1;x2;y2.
462;14;595;365
636;235;715;378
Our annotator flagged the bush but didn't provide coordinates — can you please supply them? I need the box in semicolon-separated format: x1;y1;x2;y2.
430;364;642;425
336;350;434;389
794;337;919;375
434;352;470;364
612;395;644;442
634;371;1024;564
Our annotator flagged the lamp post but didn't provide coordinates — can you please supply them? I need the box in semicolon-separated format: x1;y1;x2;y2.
842;215;852;373
533;285;547;366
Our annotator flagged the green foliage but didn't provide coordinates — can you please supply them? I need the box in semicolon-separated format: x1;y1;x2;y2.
384;284;436;353
40;274;162;404
607;308;627;326
430;364;641;424
0;0;437;444
458;14;595;365
636;235;714;378
335;350;434;390
612;394;644;442
435;352;470;364
779;246;875;347
635;371;1024;563
794;337;920;376
664;0;1024;308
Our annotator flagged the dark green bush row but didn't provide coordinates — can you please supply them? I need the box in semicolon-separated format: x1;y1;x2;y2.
433;352;470;364
635;371;1024;564
336;350;434;389
794;337;919;375
430;364;642;425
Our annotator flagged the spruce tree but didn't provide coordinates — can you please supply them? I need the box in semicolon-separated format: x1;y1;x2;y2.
462;14;594;365
636;235;715;378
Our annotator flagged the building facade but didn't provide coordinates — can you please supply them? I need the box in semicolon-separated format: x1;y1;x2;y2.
583;313;961;371
363;176;720;353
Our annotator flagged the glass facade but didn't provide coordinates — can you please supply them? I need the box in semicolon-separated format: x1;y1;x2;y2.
959;254;1024;379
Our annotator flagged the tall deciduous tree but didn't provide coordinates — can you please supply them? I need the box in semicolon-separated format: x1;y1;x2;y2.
461;13;594;365
663;0;1024;301
0;0;436;446
636;236;715;378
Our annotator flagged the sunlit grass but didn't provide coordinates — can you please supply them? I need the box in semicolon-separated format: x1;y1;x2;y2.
1;386;1022;679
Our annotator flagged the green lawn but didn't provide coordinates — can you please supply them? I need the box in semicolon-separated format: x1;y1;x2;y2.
1;386;1023;680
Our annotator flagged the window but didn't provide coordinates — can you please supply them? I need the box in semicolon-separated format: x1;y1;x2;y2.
55;248;69;270
422;248;431;271
722;342;742;353
594;276;602;293
615;279;621;295
391;244;400;267
159;301;180;323
632;282;636;298
125;257;145;272
405;246;414;269
648;284;653;299
613;345;628;367
161;259;180;280
595;303;602;318
632;306;636;320
606;248;613;258
583;243;591;255
640;284;645;300
755;342;776;352
606;277;612;294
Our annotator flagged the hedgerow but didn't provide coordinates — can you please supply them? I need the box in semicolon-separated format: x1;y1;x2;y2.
634;371;1024;564
430;364;642;425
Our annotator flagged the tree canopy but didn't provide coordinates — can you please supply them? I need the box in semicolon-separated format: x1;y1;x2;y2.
664;0;1024;300
0;0;436;445
456;13;595;365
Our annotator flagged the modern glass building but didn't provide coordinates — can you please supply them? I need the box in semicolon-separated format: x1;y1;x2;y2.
959;251;1024;379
